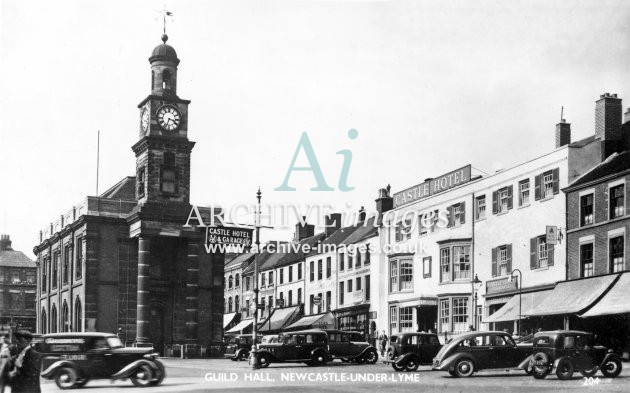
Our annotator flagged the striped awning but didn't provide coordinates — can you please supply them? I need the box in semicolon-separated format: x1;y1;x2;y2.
484;290;553;323
223;312;238;328
226;319;253;334
529;274;619;316
581;273;630;318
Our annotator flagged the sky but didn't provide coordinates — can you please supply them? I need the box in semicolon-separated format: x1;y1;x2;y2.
1;0;629;257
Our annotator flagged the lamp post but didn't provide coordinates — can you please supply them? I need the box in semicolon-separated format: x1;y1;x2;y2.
250;188;262;370
471;274;482;330
510;269;522;336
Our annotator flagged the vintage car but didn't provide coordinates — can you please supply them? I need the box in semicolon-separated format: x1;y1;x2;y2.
382;332;441;371
323;330;378;364
38;332;165;389
432;331;531;377
519;330;622;380
224;334;260;361
255;329;331;367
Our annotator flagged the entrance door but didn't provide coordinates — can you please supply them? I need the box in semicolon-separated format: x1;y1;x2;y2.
149;301;166;355
417;305;437;332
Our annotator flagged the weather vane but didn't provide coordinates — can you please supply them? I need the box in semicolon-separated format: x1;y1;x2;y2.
155;5;174;37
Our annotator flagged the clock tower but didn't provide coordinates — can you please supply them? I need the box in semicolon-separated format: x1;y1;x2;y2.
133;34;194;203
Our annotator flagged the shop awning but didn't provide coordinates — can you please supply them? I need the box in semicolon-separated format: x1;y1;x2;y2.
284;312;335;331
529;274;619;316
484;290;553;323
223;312;238;328
258;306;300;332
226;319;253;334
581;273;630;318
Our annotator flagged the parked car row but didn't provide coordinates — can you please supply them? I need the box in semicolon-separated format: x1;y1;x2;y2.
227;329;623;382
225;329;379;367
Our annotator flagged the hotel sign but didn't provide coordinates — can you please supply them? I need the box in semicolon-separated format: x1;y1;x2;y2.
205;226;253;247
393;165;472;208
486;277;518;296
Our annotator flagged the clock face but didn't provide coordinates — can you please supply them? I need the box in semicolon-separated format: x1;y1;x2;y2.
157;105;181;132
140;107;150;132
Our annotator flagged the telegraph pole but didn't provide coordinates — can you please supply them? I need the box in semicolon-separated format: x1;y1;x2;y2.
250;187;262;369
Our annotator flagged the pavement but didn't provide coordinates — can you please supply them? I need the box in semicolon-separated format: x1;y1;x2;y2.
34;357;630;393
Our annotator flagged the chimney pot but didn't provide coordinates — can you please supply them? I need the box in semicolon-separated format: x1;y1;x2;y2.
595;92;623;158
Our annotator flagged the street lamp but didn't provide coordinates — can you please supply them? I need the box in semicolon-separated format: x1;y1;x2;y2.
509;269;522;336
471;274;482;330
250;188;262;370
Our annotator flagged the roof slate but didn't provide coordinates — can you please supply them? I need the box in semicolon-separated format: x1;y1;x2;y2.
567;151;630;189
0;250;36;268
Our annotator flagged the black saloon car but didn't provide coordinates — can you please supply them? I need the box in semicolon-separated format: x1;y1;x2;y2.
519;330;622;380
383;332;441;372
39;332;165;389
432;331;531;377
224;334;260;361
255;330;330;367
324;330;378;364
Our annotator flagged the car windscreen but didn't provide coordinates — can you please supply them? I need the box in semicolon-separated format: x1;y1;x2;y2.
106;337;124;349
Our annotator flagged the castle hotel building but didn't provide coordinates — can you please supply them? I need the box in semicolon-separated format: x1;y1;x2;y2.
33;35;224;355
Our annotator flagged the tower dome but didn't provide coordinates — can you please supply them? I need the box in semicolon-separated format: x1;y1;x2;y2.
149;34;180;65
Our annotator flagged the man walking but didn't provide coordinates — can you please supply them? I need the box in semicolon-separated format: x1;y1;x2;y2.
9;331;41;393
0;335;12;393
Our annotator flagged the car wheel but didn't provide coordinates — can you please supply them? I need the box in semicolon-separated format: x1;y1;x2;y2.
364;349;378;365
239;352;249;361
258;354;271;368
453;359;474;378
404;357;420;372
355;356;366;364
531;352;550;379
75;378;89;388
580;367;598;378
392;362;405;372
148;360;166;386
311;352;327;367
130;364;154;387
555;358;574;380
55;367;78;390
600;358;622;378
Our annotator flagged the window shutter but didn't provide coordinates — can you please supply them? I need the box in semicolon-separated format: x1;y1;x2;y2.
492;191;498;214
447;206;454;227
507;185;514;210
460;201;466;224
552;168;560;194
491;247;497;277
534;174;541;201
548;242;554;266
530;237;538;269
506;244;512;273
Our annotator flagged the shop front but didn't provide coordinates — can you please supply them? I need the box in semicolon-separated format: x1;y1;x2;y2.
335;304;370;338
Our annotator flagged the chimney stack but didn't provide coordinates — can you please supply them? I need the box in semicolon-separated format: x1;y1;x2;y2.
358;206;367;223
375;186;394;226
0;234;13;251
294;217;315;241
324;213;342;237
595;93;623;158
555;119;571;148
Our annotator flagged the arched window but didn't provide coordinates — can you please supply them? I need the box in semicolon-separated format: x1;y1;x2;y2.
41;308;47;334
235;273;240;288
162;69;171;89
51;304;58;333
235;295;240;313
62;301;70;332
74;297;82;332
228;275;233;289
228;297;233;313
151;70;155;90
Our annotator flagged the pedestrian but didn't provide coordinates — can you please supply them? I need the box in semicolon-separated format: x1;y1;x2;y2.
468;324;475;332
379;330;388;357
8;331;41;393
0;335;12;393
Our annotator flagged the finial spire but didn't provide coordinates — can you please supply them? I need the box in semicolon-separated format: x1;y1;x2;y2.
159;5;173;38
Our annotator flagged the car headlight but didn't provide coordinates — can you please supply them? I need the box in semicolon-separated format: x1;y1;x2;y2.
144;353;159;359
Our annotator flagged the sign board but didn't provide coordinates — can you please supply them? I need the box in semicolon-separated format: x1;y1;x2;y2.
546;225;558;245
486;277;518;296
206;226;253;247
393;165;472;208
351;290;364;303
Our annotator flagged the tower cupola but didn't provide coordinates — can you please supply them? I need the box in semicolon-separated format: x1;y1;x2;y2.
149;34;180;96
